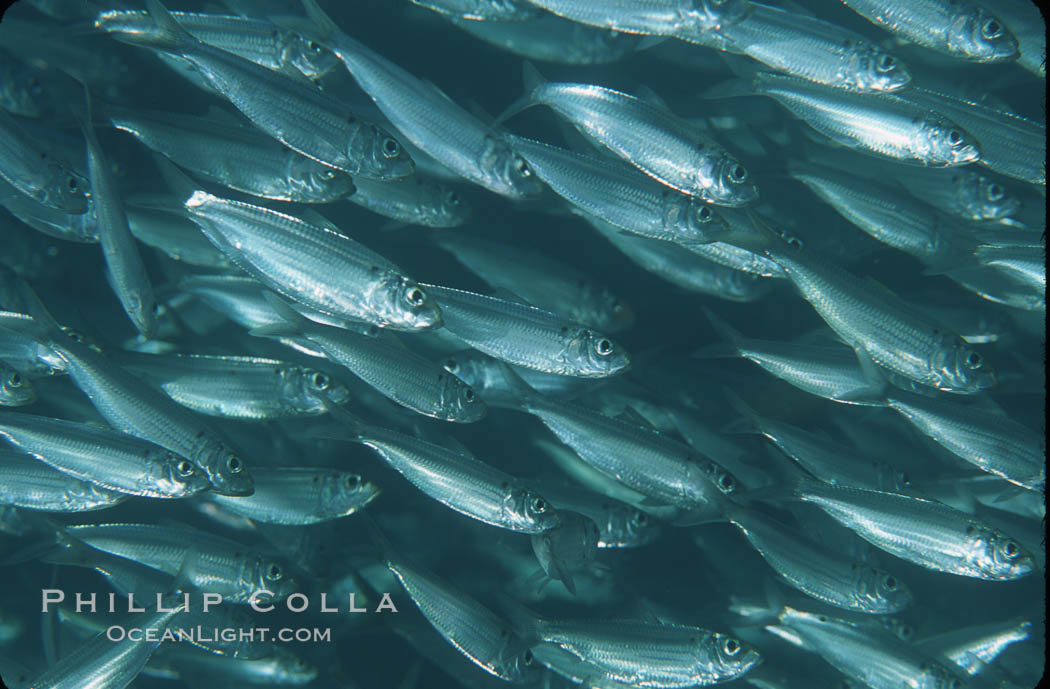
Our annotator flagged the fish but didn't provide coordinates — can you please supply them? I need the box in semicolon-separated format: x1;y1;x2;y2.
118;352;352;420
503;65;759;205
886;394;1045;491
149;645;319;685
252;296;484;422
726;216;997;394
0;106;88;213
107;105;356;203
421;282;631;378
73;90;159;338
204;467;380;525
321;407;558;533
509;606;763;688
721;502;914;614
521;0;751;42
433;233;635;332
99;0;415;180
0;450;128;512
530;510;601;594
885;167;1022;222
441;348;591;406
0;284;254;496
840;0;1019;62
348;175;471;227
184;191;442;331
697;307;887;405
707;71;982;166
772;606;968;689
915;618;1033;676
280;0;543;199
0;363;35;406
0;413;210;499
65;522;298;603
0;176;98;244
526;481;663;548
411;0;540;21
93;9;340;81
714;2;912;92
752;478;1036;580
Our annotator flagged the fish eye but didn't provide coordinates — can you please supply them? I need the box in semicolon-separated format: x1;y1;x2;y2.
877;53;896;71
722;638;740;656
631;511;648;527
882;574;898;591
7;373;21;388
176;460;195;477
514;155;532;178
594;338;614;356
444;190;460;206
817;615;828;623
947;130;963;146
965;351;982;369
405;287;426;306
308;39;322;53
729;164;748;183
898;624;914;641
523;649;534;665
444;357;459;373
612;299;624;313
531;496;548;513
1002;540;1020;559
464;388;476;402
266;563;283;581
321;169;336;180
67;177;78;191
226;454;242;473
900;472;911;487
381;137;400;158
695;205;713;223
718;473;735;493
311;372;330;390
986;183;1004;201
786;236;803;250
367;324;381;336
981;18;1001;39
949;679;962;689
345;474;361;490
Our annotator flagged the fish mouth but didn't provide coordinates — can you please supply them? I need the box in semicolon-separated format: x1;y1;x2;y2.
210;473;255;497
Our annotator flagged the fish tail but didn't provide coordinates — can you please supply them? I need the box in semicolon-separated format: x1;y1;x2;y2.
719;386;765;436
104;0;197;51
152;153;200;207
700;77;757;101
717;208;779;254
693;307;745;359
495;362;537;406
493;592;545;644
0;281;63;343
495;61;545;123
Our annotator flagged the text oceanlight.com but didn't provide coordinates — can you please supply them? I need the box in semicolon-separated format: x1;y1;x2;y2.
107;626;333;643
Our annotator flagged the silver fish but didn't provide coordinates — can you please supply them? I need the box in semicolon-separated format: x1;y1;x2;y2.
24;605;185;689
898;86;1045;185
726;390;908;492
255;299;484;422
123;203;231;269
587;213;775;300
108;105;356;203
530;509;601;594
971;232;1045;294
284;0;543;199
66;523;298;604
519;611;762;687
75;97;158;338
522;0;751;41
722;502;913;614
765;479;1036;580
0;51;53;118
716;2;911;92
840;0;1018;62
150;645;318;685
205;467;380;525
120;352;351;420
0;451;128;512
0;177;98;244
95;9;340;81
508;136;731;245
994;0;1045;77
0;289;253;496
422;282;630;378
712;71;981;166
505;71;758;204
0;413;209;499
503;369;735;515
328;410;557;532
0;107;88;213
449;12;645;65
734;221;996;394
0;363;34;406
100;0;414;180
773;606;967;689
886;167;1021;222
698;307;886;405
184;191;442;331
887;395;1044;491
916;619;1032;677
526;481;662;548
441;348;591;407
348;175;470;227
434;233;634;332
412;0;540;21
383;542;542;682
